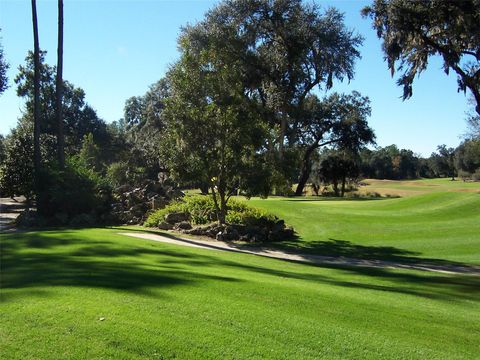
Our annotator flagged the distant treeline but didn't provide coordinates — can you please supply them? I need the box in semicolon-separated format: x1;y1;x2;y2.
356;143;479;181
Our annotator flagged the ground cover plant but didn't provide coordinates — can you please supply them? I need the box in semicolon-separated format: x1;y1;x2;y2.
1;227;479;359
247;179;480;265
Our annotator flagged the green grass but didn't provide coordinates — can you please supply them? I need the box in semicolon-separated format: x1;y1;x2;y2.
2;228;480;359
246;179;480;265
2;179;480;359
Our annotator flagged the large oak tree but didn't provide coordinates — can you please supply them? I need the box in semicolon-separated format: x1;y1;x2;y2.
363;0;480;115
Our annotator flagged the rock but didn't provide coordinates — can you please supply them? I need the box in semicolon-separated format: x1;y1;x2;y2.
116;184;132;194
216;232;224;241
158;221;173;230
175;221;192;230
165;212;190;224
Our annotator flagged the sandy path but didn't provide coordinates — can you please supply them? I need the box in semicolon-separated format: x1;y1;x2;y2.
119;232;480;275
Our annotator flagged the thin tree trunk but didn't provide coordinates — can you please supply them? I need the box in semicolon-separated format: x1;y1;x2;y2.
341;175;346;197
56;0;65;168
31;0;41;209
218;189;227;225
295;144;317;196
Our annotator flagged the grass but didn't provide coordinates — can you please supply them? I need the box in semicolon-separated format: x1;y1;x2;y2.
2;228;480;359
246;178;480;265
2;178;480;359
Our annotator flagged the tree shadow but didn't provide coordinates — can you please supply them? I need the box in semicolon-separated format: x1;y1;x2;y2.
2;229;479;304
0;229;240;302
267;237;480;274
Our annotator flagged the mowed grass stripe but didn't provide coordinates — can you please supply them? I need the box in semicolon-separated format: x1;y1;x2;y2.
1;228;479;359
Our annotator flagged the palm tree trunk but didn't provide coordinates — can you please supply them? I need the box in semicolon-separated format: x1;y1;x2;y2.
56;0;65;168
31;0;41;208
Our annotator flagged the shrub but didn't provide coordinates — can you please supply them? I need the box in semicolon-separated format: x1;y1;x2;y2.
144;195;278;228
37;158;113;225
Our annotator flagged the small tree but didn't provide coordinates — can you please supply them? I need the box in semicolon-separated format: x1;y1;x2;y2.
317;151;359;197
163;55;270;224
430;145;456;180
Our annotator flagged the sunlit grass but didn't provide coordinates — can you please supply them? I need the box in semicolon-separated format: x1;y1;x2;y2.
1;228;480;359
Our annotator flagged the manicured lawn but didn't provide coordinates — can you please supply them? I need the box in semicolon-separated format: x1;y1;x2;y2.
1;228;480;359
247;179;480;265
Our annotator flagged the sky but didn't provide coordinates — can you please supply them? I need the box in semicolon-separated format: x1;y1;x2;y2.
0;0;472;156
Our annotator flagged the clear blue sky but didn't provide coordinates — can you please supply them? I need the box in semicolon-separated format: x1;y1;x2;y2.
0;0;471;156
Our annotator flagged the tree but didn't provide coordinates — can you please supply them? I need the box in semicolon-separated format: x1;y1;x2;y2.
455;139;480;178
56;0;65;167
0;28;9;95
123;78;170;180
429;145;456;180
293;91;375;195
182;0;363;182
31;0;42;208
362;0;480;115
15;51;108;155
0;121;56;203
317;150;359;197
163;49;270;224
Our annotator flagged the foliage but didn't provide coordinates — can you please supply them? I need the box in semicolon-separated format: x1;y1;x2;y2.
359;145;422;180
455;139;480;178
163;33;272;223
294;91;375;195
0;28;8;95
316;150;359;197
15;51;109;154
37;158;113;224
77;133;102;173
0;121;56;201
122;78;170;179
362;0;480;115
106;161;145;188
429;145;456;179
144;195;278;228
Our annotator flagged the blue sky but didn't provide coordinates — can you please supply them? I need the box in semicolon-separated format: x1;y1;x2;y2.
0;0;471;156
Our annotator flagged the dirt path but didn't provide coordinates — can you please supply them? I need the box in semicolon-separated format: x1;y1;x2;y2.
119;231;480;276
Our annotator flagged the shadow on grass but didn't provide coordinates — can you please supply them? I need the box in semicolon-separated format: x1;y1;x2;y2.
1;228;480;303
0;229;240;301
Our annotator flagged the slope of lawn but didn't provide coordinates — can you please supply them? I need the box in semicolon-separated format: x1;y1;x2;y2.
1;228;480;359
247;180;480;265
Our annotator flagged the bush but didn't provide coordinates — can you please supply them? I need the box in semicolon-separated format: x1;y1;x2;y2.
37;158;113;225
144;195;278;228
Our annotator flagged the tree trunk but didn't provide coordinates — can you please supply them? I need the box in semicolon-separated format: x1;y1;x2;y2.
56;0;65;168
333;180;339;197
31;0;42;210
218;189;227;225
341;174;346;197
295;144;317;196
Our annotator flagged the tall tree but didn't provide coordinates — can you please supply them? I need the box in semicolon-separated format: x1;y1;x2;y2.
15;51;108;155
56;0;65;167
362;0;480;115
31;0;42;207
182;0;363;171
0;28;8;95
